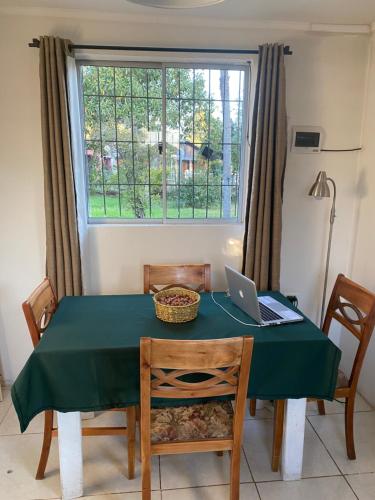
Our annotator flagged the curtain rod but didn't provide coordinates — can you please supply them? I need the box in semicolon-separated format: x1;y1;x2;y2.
28;38;292;55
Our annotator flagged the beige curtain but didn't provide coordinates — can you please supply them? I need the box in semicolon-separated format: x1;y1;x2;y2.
242;44;287;291
39;36;82;300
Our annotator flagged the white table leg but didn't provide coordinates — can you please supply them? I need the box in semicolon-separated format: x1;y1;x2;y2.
281;398;306;481
57;412;83;499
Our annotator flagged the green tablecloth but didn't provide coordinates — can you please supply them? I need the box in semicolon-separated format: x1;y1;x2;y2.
12;292;341;432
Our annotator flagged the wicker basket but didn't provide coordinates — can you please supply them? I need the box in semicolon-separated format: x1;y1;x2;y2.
153;287;201;323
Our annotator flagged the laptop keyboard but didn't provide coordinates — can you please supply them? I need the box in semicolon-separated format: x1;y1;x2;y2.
259;302;283;322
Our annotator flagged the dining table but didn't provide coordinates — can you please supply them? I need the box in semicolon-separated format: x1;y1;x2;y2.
12;291;341;499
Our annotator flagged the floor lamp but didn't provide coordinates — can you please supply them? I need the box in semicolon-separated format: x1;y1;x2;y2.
309;171;337;328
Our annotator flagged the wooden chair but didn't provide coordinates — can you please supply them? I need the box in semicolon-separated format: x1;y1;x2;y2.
140;336;254;500
22;278;136;480
143;264;211;294
271;274;375;471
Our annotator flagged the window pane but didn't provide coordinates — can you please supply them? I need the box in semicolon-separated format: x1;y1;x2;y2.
132;98;148;141
166;68;179;98
166;143;180;184
194;100;209;144
149;98;162;140
86;141;102;185
179;100;194;142
99;67;114;96
120;185;135;218
115;67;131;96
84;96;100;140
178;185;193;218
118;143;134;184
100;97;116;141
148;69;162;98
133;143;149;184
166;185;179;218
88;185;104;217
150;184;163;218
102;142;117;185
81;63;246;221
179;69;194;99
104;186;120;217
82;66;98;95
132;68;148;97
116;98;132;141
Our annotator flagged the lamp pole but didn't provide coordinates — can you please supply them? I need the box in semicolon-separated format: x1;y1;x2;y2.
320;178;336;328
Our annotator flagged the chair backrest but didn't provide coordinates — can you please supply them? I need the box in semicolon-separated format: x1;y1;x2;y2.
22;278;57;347
143;264;211;294
140;336;254;438
323;274;375;390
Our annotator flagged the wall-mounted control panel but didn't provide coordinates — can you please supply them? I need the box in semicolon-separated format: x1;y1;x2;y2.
291;126;324;154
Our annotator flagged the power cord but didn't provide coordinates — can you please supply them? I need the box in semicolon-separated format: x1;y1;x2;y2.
210;291;265;328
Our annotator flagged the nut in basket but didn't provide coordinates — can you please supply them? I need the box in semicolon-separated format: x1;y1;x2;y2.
153;287;201;323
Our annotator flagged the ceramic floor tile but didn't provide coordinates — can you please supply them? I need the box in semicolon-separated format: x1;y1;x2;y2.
306;393;372;416
242;418;340;482
257;476;356;500
345;472;375;499
0;404;45;435
0;433;61;500
308;411;375;474
160;449;252;490
82;435;159;496
0;431;159;499
162;483;259;500
81;492;161;500
243;400;274;420
0;387;12;425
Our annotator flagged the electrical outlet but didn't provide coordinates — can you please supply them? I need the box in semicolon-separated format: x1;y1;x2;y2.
286;294;299;307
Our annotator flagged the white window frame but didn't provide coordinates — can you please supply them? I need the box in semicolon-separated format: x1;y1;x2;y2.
77;59;251;225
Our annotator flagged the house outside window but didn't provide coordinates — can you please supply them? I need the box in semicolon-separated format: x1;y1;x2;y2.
79;62;250;223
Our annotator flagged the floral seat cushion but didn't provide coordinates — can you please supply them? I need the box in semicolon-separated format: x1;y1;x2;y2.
151;400;234;443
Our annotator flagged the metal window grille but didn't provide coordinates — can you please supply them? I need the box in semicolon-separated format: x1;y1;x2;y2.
79;61;249;223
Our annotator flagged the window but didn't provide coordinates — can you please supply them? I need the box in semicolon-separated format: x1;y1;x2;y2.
79;62;249;223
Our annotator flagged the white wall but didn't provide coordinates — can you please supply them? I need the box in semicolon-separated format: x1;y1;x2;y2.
0;8;369;383
349;32;375;405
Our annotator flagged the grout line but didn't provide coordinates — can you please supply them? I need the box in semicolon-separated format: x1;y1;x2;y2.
254;472;342;485
306;416;359;499
241;444;261;499
345;471;375;477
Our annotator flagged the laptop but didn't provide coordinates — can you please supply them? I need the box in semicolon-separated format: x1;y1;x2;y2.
225;266;304;326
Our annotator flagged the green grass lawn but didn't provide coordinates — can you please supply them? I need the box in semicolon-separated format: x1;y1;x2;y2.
88;194;235;220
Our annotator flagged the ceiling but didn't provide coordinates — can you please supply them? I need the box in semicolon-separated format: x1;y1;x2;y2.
1;0;375;25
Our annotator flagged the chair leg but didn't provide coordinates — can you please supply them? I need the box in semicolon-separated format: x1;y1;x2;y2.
317;400;326;415
229;443;241;500
271;400;285;472
36;410;54;480
141;451;151;500
141;411;151;500
345;397;356;460
249;399;257;417
127;406;136;479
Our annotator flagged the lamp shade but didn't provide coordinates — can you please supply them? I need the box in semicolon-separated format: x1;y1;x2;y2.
309;171;330;198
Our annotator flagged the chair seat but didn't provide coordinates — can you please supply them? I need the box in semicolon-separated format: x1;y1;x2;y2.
336;369;349;388
151;401;233;443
